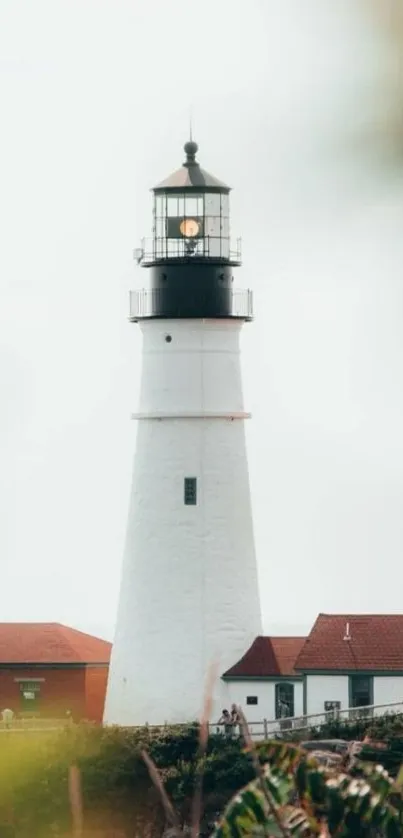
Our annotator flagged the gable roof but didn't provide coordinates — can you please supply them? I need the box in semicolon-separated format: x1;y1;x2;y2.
271;637;307;675
223;636;306;678
295;614;403;672
0;623;111;665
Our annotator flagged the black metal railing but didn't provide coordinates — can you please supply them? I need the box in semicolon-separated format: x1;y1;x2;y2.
129;288;253;320
134;237;242;265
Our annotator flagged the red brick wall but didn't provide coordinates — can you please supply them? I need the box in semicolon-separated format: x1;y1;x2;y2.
0;667;86;720
85;666;109;723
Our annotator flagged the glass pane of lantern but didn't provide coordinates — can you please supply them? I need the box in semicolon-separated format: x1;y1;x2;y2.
167;196;178;217
156;195;164;217
184;196;198;217
221;216;230;237
208;238;222;257
197;196;204;216
205;193;220;216
156;217;165;237
205;216;220;237
221;238;230;258
178;196;185;216
221;194;229;217
155;238;164;258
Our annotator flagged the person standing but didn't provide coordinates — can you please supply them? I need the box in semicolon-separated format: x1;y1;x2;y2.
1;708;14;729
217;709;232;737
230;703;241;736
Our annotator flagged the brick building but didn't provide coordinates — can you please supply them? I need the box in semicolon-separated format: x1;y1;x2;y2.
0;623;111;723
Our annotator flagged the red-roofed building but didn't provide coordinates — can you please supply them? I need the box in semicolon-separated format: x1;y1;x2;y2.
0;624;111;723
222;636;306;721
295;613;403;672
294;614;403;717
221;615;403;723
4;615;402;727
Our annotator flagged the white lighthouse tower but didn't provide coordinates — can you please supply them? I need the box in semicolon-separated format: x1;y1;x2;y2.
104;140;262;726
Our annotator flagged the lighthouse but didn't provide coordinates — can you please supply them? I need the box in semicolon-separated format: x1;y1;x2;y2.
104;140;262;726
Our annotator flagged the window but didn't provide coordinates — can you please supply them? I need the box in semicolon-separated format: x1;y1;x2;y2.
184;196;199;217
167;196;179;217
155;195;164;217
156;217;165;238
205;216;220;238
275;682;294;719
207;238;222;258
184;477;197;505
246;696;258;705
221;216;230;237
350;676;373;709
19;681;41;715
204;193;220;216
324;700;341;720
221;194;229;218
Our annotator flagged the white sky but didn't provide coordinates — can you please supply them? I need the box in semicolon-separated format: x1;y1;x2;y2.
1;0;403;641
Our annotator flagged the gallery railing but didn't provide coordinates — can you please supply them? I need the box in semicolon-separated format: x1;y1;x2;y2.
134;237;242;265
129;287;253;320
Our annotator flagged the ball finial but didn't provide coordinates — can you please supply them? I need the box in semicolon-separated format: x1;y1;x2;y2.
184;140;198;163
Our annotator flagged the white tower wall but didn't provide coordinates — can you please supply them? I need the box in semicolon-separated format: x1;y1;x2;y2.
104;318;262;725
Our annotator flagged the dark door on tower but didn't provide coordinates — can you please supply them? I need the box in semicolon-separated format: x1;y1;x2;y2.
349;676;373;711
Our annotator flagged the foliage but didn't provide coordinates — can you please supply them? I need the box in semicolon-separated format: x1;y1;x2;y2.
0;724;253;838
2;716;403;837
290;713;403;780
211;740;403;837
360;739;403;779
295;712;403;749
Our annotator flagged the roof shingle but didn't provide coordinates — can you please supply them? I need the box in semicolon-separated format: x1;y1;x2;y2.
0;623;111;665
154;163;230;192
295;614;403;671
223;636;306;678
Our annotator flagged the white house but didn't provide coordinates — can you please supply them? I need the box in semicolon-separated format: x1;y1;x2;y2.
294;613;403;718
222;636;306;724
223;614;403;725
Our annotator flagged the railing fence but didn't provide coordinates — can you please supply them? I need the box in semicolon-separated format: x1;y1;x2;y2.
1;700;402;738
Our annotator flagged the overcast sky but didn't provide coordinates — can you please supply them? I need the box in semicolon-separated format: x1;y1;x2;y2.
1;0;403;641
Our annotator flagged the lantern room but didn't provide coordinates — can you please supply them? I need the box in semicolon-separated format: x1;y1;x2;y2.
130;140;253;321
152;140;232;261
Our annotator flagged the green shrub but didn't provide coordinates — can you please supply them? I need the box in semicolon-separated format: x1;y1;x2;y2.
2;715;403;837
0;725;255;837
213;740;403;837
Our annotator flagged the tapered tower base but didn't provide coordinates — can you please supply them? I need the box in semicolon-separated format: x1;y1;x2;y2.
104;319;262;726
